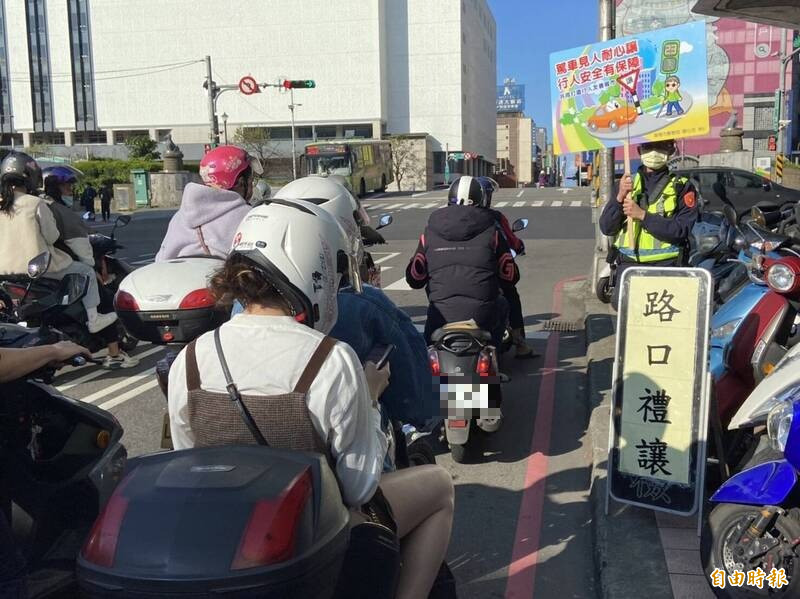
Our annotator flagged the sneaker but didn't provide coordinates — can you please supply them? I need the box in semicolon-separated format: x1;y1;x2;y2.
103;351;139;370
87;311;118;334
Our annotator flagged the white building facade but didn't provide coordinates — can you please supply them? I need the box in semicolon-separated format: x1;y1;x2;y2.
0;0;496;177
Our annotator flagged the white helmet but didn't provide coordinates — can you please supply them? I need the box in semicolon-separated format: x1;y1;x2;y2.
230;201;353;333
274;176;366;290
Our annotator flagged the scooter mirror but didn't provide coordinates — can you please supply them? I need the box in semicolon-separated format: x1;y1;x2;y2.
512;218;529;232
27;251;51;279
57;273;89;306
750;206;766;227
377;214;393;229
116;215;131;227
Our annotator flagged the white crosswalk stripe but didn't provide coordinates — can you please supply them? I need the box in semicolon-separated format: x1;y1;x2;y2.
57;345;165;390
383;203;405;209
552;200;563;207
570;200;583;207
384;277;413;291
516;190;524;198
494;201;509;207
401;203;421;210
99;379;161;411
532;200;544;207
362;198;590;210
513;201;525;207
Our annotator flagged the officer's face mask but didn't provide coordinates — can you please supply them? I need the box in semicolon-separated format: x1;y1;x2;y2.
62;195;74;208
640;149;669;170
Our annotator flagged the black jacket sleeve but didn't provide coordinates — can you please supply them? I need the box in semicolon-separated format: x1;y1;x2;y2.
641;180;699;245
405;235;429;289
599;197;625;237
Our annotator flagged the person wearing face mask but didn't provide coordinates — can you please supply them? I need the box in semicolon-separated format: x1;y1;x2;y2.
599;139;699;307
155;146;262;261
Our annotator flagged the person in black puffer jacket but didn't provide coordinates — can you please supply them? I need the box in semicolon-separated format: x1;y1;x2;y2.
405;175;518;346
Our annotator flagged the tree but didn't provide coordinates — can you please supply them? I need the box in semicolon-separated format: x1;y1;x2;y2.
608;83;621;98
652;79;666;99
125;136;160;160
389;135;424;192
232;126;279;170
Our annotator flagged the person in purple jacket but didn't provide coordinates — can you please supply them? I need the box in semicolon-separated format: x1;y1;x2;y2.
155;146;262;261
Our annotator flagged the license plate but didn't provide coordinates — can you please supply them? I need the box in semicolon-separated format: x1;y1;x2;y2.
440;382;489;410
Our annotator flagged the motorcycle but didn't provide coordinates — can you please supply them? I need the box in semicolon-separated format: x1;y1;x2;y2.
0;251;139;354
701;393;800;597
82;260;458;598
89;214;134;295
0;269;127;598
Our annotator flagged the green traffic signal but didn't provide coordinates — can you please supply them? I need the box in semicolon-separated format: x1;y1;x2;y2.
282;79;316;89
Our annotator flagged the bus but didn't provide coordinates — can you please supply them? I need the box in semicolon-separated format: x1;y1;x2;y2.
302;140;393;197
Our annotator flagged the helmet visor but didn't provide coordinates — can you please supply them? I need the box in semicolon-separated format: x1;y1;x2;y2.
346;235;364;293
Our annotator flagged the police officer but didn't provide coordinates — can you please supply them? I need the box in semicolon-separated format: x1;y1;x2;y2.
599;139;699;307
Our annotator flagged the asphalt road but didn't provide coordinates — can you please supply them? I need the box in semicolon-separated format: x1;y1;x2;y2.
63;186;597;598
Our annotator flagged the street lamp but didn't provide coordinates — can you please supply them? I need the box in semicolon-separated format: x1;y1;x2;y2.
221;112;229;145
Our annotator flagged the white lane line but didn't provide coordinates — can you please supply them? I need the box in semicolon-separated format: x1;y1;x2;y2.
365;205;381;211
532;200;544;207
551;200;563;207
570;200;583;207
57;345;165;391
383;277;413;291
381;266;394;271
77;368;156;404
373;252;400;265
513;201;525;207
411;191;432;198
401;203;421;210
383;203;405;210
495;201;509;207
516;190;525;198
100;379;161;411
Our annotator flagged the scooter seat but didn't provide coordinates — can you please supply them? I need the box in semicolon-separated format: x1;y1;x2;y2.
431;320;492;344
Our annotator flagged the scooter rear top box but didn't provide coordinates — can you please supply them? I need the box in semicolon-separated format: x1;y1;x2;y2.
114;257;228;344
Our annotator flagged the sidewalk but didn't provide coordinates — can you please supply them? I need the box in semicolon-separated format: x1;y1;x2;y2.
584;292;714;599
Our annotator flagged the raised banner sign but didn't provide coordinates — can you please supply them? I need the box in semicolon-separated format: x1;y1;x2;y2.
608;267;712;515
549;21;710;155
497;81;525;113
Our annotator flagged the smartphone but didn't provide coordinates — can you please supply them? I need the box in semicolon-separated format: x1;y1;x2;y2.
373;344;395;370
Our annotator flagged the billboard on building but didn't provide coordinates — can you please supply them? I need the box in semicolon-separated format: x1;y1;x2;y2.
616;0;794;155
549;21;710;155
497;81;525;113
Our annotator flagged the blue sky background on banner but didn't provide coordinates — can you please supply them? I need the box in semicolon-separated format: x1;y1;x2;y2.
497;83;525;113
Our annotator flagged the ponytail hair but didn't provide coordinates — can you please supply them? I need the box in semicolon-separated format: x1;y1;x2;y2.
0;177;24;215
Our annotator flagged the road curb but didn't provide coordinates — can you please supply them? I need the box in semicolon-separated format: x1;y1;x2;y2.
585;295;673;599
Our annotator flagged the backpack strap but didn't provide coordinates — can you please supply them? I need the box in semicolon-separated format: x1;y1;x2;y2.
185;339;201;391
195;226;212;256
293;336;337;394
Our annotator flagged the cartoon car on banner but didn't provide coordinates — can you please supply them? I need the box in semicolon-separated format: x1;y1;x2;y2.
588;100;639;132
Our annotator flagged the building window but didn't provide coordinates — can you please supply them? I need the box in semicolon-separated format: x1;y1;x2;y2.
315;125;337;139
31;131;64;145
67;0;96;132
296;126;313;139
433;151;445;174
155;129;172;142
753;137;769;151
25;0;54;132
74;130;107;144
344;124;373;138
112;129;149;144
754;106;773;131
0;133;22;146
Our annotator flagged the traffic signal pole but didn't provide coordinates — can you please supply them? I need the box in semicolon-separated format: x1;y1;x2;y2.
289;88;301;180
205;56;220;145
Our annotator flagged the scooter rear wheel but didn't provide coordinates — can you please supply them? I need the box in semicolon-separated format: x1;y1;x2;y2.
596;276;612;304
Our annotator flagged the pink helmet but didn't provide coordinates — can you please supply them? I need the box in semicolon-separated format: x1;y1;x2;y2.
199;145;263;190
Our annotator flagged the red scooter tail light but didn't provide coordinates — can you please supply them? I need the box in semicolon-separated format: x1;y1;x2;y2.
231;469;313;570
113;290;139;312
428;349;441;376
476;350;493;377
81;471;136;568
178;289;216;310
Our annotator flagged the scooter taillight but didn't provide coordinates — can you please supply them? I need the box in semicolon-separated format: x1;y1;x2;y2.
179;289;216;310
114;290;140;312
231;468;313;570
476;350;493;377
428;349;441;376
81;470;136;568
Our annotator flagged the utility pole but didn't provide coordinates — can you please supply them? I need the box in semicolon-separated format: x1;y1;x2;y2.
598;0;615;206
777;29;800;157
204;55;220;146
289;88;302;180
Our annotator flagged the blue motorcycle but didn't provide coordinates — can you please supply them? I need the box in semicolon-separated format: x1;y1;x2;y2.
701;396;800;597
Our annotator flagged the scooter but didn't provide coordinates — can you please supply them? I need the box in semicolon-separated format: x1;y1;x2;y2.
89;214;134;295
0;269;127;598
701;393;800;597
0;251;138;354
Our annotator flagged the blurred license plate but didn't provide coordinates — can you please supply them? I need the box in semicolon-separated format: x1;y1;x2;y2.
440;382;489;410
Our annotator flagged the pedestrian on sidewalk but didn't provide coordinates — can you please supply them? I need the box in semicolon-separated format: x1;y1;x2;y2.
99;181;113;222
81;183;97;215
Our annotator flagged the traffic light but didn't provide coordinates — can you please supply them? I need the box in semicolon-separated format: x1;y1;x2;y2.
282;80;316;89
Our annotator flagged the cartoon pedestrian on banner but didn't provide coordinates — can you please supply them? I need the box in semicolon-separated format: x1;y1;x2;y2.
549;21;709;155
663;75;684;116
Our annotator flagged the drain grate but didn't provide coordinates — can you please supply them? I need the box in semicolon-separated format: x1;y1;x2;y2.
542;319;579;332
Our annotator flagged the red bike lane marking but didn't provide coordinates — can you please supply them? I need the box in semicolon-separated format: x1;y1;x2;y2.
505;275;584;599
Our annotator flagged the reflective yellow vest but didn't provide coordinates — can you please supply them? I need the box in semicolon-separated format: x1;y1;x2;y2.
614;172;688;263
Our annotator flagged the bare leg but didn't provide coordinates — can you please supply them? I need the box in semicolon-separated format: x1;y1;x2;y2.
379;465;454;599
107;341;119;358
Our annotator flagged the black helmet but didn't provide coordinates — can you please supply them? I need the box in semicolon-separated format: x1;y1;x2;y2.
0;151;42;192
447;175;485;207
